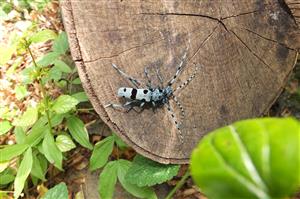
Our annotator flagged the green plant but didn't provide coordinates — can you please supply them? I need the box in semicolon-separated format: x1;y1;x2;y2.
90;134;181;199
0;29;92;198
190;117;300;199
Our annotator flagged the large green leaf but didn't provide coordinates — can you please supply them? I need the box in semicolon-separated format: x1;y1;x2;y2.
98;161;118;199
41;182;68;199
52;32;69;55
53;60;72;73
25;116;48;146
0;120;12;135
14;147;33;199
52;95;79;114
190;118;300;199
31;154;46;181
56;134;76;152
13;107;38;127
71;92;89;103
14;127;26;144
29;29;57;43
0;168;15;185
117;160;157;199
126;155;179;187
66;116;93;150
0;144;28;162
37;52;60;67
42;131;63;170
89;136;114;171
15;85;28;100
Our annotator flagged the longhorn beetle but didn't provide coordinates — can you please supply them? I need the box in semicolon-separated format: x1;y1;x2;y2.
105;47;200;142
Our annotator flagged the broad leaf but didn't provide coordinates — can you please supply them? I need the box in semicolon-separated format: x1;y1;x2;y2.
71;92;89;103
25;116;48;146
56;134;76;152
29;29;57;43
14;127;26;144
0;120;12;135
53;60;72;73
13;107;38;127
52;95;79;114
47;66;62;82
117;160;157;199
42;131;63;170
98;161;118;199
66;116;93;150
37;51;60;67
113;133;127;150
0;144;28;162
14;147;33;199
89;136;114;171
126;155;180;187
190;118;300;199
31;154;46;181
0;45;15;65
15;85;28;100
41;182;68;199
52;32;69;55
0;168;15;185
71;78;81;84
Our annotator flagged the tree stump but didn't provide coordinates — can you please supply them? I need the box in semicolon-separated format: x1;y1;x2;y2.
60;0;300;164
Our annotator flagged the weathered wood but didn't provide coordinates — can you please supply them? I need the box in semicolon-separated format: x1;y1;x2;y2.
60;0;299;164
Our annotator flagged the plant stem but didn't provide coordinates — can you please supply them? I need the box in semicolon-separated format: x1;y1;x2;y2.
165;170;190;199
26;40;53;134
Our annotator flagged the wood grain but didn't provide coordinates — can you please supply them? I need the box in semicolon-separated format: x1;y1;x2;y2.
60;0;299;164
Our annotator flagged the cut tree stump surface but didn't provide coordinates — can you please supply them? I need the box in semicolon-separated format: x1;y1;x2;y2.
60;0;300;164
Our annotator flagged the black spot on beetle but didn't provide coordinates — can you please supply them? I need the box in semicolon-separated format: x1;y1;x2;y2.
123;88;127;92
131;89;137;99
159;89;163;92
143;90;148;94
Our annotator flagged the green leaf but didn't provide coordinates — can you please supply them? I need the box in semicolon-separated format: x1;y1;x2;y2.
190;117;300;199
0;45;15;65
15;85;28;100
89;136;114;171
25;116;48;146
117;160;157;199
47;66;62;82
41;182;68;199
66;116;93;150
31;154;46;181
71;77;81;84
37;51;60;67
71;92;89;103
56;134;76;152
52;95;79;114
0;168;15;185
0;144;28;162
0;120;12;135
29;29;57;43
42;131;63;170
52;32;69;55
126;155;180;187
13;107;38;127
14;147;33;199
113;133;128;150
53;60;72;73
98;161;118;199
14;127;26;144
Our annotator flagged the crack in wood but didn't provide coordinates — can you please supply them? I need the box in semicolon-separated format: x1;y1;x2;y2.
84;38;165;63
244;28;296;51
230;30;277;74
